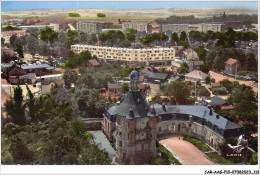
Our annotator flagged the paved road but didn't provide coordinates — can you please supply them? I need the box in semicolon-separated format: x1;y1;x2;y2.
159;137;215;165
209;71;257;92
89;130;116;163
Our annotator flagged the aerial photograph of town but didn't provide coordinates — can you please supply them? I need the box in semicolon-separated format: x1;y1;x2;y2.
0;0;259;174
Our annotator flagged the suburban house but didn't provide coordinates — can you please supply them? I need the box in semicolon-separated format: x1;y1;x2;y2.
144;71;170;84
171;46;185;56
225;58;238;75
18;73;37;84
85;59;101;68
182;48;199;61
41;79;65;94
204;96;235;110
108;83;123;95
147;21;162;34
188;60;204;71
185;70;209;83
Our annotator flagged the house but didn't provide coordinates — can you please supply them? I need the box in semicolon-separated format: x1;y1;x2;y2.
1;30;26;44
147;21;161;34
204;96;235;110
108;83;123;95
85;59;101;68
171;46;185;56
208;82;221;88
8;66;27;84
182;48;199;61
41;80;65;94
225;58;238;75
190;41;201;49
185;70;209;83
188;60;204;71
144;71;169;84
18;73;37;84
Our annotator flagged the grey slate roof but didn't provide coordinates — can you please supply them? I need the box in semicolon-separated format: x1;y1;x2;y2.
144;71;168;80
111;91;150;119
1;62;14;68
152;103;241;130
21;64;52;70
19;73;36;79
209;96;230;107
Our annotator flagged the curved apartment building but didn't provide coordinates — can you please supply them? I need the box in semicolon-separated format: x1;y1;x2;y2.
71;44;175;67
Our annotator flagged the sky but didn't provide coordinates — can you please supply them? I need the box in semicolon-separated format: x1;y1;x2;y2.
1;1;258;11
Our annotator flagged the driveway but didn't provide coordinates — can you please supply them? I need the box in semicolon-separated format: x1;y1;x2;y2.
159;137;215;165
209;71;257;92
89;130;116;163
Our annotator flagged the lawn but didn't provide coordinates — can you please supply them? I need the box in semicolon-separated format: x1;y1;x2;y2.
206;152;234;165
183;136;211;152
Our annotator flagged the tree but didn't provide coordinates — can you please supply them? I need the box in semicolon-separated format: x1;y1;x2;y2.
163;81;190;104
10;34;17;50
63;69;78;88
26;85;35;121
16;43;24;58
180;31;188;41
122;83;129;93
40;27;58;43
197;86;210;97
1;37;5;46
171;32;179;43
200;63;210;74
67;29;78;45
194;46;207;61
69;13;80;17
125;28;137;41
27;35;39;56
177;62;189;74
4;85;26;125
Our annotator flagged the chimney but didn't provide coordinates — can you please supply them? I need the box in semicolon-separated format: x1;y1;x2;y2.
209;109;213;116
162;104;166;112
129;108;135;118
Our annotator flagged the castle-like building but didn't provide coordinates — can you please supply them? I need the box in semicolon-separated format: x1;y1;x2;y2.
102;71;241;165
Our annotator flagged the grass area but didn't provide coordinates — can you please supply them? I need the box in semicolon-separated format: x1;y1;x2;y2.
152;142;181;165
183;136;211;152
206;152;234;165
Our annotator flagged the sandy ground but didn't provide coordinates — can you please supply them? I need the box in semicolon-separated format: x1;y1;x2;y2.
2;8;257;23
160;137;215;165
209;71;258;92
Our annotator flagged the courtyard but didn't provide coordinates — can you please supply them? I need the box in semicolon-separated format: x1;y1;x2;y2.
159;137;215;165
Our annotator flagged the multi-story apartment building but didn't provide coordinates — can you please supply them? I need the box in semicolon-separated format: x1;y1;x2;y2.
1;30;26;44
199;23;225;32
162;24;190;34
20;23;60;31
71;44;175;66
147;21;162;34
76;22;102;33
122;22;148;33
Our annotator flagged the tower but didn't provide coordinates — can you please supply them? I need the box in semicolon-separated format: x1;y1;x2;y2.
115;70;157;164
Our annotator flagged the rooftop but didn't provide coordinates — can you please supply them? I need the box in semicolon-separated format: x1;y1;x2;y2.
144;71;169;80
225;58;238;65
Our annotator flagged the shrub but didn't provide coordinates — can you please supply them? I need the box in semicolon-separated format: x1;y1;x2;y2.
97;13;106;17
212;87;228;95
183;136;211;152
69;13;80;17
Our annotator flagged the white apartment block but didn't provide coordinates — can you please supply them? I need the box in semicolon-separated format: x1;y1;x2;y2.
76;22;102;33
122;22;148;33
20;23;60;32
71;44;175;66
200;23;225;32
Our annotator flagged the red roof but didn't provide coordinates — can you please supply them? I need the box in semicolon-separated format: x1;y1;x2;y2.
41;79;65;85
86;59;100;66
225;58;238;65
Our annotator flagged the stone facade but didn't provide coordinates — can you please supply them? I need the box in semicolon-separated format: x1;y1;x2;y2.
76;22;102;33
122;22;148;33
